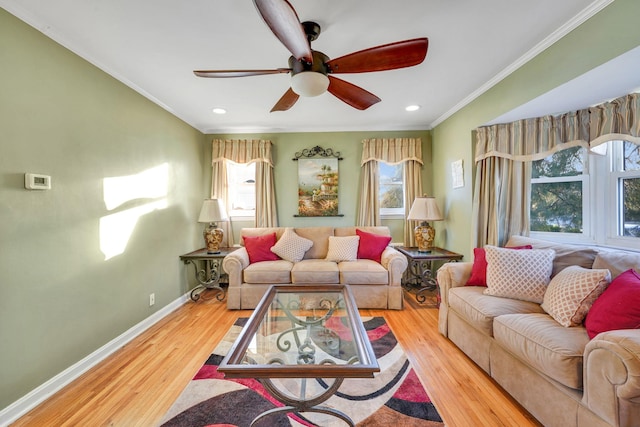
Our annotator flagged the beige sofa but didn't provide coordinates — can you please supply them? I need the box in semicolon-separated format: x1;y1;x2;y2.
437;235;640;427
222;226;408;310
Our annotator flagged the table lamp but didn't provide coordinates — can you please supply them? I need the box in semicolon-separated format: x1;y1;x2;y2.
198;199;229;254
407;196;443;252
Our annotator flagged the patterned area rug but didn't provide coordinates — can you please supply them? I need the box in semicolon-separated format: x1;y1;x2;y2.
160;317;443;427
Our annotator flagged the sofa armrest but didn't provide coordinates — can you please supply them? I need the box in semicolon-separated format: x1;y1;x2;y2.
380;246;408;287
583;329;640;426
222;247;249;289
436;261;473;336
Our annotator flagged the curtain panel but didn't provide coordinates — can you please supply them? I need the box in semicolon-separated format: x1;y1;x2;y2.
358;138;423;246
211;139;278;245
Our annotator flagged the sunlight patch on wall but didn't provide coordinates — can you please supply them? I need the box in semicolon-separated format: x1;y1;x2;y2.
100;163;169;260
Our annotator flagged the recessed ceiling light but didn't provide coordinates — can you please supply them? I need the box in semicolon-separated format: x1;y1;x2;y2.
405;105;421;112
212;108;227;114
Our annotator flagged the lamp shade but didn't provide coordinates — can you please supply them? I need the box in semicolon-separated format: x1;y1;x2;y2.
198;199;229;223
291;71;330;97
407;196;443;222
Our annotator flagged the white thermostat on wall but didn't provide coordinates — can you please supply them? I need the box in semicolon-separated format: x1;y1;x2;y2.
25;173;52;190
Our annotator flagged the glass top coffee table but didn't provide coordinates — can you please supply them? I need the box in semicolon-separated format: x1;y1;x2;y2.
219;284;379;426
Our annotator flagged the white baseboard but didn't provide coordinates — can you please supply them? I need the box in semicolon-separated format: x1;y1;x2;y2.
0;293;189;427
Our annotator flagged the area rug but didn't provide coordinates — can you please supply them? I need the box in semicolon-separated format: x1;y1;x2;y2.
160;317;443;427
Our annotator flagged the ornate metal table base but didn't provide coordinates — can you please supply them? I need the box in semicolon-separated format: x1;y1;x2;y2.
253;376;353;426
184;258;226;302
179;248;233;302
397;247;464;304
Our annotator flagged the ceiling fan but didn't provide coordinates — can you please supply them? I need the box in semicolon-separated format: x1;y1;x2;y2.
194;0;429;112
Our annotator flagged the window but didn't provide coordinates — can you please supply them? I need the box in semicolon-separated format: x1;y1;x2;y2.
379;162;404;216
530;146;588;235
530;140;640;249
226;161;255;217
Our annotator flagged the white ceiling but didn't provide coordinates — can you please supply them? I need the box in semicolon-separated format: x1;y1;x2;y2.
2;0;631;134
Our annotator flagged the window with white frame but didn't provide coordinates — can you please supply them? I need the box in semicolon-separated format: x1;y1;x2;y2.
530;140;640;249
530;146;589;236
226;161;256;217
379;162;404;216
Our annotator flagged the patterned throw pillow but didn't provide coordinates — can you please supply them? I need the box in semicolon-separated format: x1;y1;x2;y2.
325;236;360;262
270;227;313;262
541;266;611;327
484;245;555;303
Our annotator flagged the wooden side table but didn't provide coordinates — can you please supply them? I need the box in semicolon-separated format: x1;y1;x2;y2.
396;246;463;303
179;247;235;301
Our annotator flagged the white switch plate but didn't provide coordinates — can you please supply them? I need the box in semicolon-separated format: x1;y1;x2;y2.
149;293;155;306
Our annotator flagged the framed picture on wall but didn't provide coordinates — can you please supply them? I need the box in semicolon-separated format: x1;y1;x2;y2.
292;145;343;217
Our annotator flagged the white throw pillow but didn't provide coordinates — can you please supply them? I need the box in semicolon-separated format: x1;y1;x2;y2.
484;245;555;303
541;265;611;327
325;236;360;262
270;227;313;262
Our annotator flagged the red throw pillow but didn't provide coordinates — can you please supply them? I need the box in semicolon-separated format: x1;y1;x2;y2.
243;233;280;263
585;269;640;339
356;229;392;263
465;245;533;286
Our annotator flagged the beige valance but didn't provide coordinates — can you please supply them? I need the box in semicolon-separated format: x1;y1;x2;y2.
212;139;273;166
361;138;423;166
475;92;640;162
589;92;640;148
474;110;590;163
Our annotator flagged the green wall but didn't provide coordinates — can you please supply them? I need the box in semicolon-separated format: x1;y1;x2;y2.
0;9;206;409
431;0;640;259
206;131;432;244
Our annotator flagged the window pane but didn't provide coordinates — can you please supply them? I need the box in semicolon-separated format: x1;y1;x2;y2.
530;181;582;233
227;162;255;212
623;141;640;171
532;146;584;179
379;163;403;209
622;177;640;237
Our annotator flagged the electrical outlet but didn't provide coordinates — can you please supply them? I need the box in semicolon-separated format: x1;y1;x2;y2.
149;293;155;306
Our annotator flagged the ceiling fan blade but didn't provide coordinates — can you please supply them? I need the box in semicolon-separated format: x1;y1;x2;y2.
253;0;313;63
271;88;300;112
194;68;291;78
326;38;428;74
327;76;381;110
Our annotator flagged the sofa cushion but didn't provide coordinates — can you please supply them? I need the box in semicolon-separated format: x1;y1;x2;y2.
325;236;360;262
466;245;533;286
296;227;334;259
243;260;293;284
291;259;339;284
541;266;611;327
484;246;555;303
243;233;280;263
506;235;598;277
356;229;392;263
270;227;313;262
448;287;545;337
493;313;590;390
592;251;640;279
585;269;640;339
339;259;389;284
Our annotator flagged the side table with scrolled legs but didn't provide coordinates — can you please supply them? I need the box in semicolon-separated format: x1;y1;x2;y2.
179;248;234;301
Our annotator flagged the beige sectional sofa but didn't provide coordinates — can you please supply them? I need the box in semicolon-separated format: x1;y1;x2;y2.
437;235;640;427
222;226;408;310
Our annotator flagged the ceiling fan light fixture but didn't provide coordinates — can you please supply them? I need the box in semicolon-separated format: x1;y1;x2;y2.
290;71;330;97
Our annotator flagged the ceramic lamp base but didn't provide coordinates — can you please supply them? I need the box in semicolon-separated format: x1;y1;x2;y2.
203;223;224;254
414;222;435;252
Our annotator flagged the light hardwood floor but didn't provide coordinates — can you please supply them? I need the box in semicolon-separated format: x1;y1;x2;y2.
13;290;542;427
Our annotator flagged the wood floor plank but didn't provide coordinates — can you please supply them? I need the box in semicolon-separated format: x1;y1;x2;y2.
12;290;541;427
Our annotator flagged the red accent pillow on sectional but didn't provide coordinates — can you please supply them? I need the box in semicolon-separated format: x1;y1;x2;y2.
465;245;533;286
585;269;640;339
356;229;392;263
243;233;280;263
